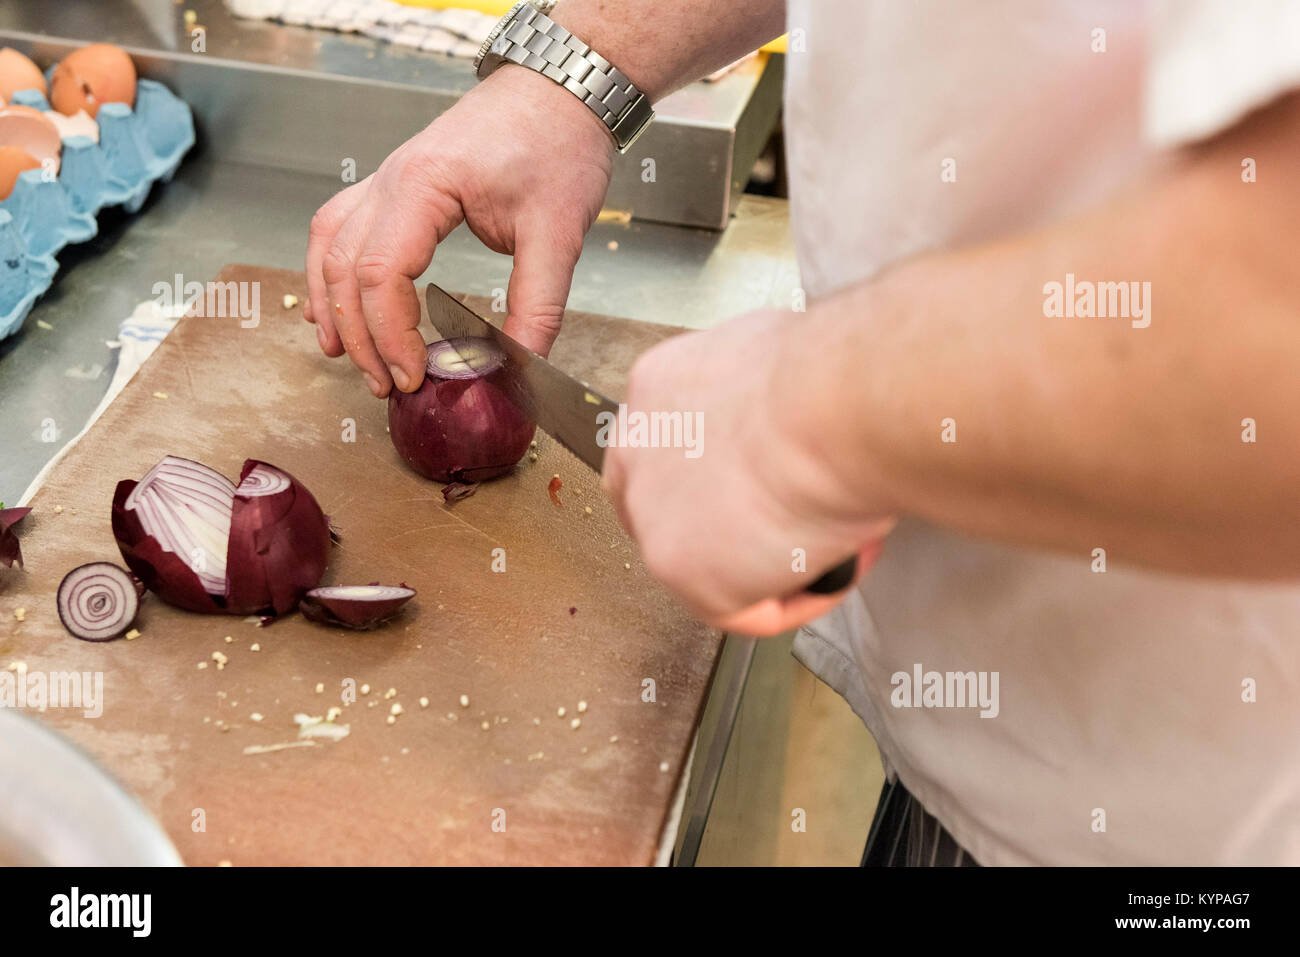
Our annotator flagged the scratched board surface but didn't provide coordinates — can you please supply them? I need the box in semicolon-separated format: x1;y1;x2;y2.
0;265;720;865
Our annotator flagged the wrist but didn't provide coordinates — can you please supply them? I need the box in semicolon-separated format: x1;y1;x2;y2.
549;0;669;102
478;58;616;155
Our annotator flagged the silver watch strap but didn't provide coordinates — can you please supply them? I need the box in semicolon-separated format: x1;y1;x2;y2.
475;1;654;153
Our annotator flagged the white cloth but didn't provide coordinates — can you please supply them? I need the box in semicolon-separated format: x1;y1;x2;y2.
18;303;180;507
784;0;1300;865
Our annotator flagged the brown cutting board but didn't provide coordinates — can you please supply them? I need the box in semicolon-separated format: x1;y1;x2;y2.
0;265;720;866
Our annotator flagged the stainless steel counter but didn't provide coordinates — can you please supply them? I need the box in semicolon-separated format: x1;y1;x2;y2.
0;0;783;229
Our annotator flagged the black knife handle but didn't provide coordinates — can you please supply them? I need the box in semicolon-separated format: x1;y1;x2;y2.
804;556;858;595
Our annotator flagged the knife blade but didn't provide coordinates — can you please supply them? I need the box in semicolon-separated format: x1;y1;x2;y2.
423;283;857;597
425;284;618;473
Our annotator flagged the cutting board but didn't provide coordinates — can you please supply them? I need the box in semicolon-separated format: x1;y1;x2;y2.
0;265;721;865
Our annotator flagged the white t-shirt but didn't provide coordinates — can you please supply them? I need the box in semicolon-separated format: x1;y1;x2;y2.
784;0;1300;865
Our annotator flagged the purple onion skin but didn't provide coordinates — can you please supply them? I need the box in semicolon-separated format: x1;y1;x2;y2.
224;460;331;617
388;343;535;483
111;480;225;614
0;507;32;570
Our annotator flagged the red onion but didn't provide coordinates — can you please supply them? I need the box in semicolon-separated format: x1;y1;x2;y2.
0;507;32;570
299;584;416;630
57;562;140;641
112;456;330;617
388;338;535;483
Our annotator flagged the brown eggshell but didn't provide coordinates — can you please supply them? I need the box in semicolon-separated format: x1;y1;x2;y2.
0;105;61;174
50;44;136;118
0;145;40;200
0;48;47;101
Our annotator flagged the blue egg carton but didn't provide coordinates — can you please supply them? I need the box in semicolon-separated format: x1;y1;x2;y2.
0;77;195;341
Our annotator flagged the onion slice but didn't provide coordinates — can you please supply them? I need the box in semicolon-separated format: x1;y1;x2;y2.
0;507;32;570
57;562;140;641
299;585;416;630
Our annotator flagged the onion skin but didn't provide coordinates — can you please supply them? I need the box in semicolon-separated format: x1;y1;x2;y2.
388;340;535;483
112;481;224;613
0;507;32;570
224;460;330;617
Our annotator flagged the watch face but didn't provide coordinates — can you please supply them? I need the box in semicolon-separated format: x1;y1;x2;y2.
475;1;529;72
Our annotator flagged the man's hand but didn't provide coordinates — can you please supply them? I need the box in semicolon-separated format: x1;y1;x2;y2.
304;65;613;396
602;309;897;636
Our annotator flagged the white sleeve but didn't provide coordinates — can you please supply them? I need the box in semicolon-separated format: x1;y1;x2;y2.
1146;0;1300;147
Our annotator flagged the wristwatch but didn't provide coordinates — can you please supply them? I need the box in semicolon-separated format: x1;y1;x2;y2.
474;0;654;153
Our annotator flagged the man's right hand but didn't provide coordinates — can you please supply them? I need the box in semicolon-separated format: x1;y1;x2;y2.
305;64;614;397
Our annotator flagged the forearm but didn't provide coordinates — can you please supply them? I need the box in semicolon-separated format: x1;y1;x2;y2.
793;93;1300;579
551;0;786;101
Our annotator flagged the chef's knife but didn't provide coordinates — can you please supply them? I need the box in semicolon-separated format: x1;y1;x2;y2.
424;284;856;596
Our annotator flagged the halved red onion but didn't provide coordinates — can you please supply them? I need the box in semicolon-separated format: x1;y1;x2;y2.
299;584;416;630
224;460;331;616
0;507;32;570
57;562;140;641
388;338;535;483
112;456;330;617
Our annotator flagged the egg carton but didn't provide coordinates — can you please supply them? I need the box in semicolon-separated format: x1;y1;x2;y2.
0;78;196;341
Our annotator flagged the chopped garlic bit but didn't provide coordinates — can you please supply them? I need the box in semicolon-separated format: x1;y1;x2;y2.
211;651;228;671
360;684;371;695
659;761;670;773
480;721;490;731
250;643;261;652
557;706;566;718
152;392;168;399
13;608;26;622
386;715;396;725
283;294;299;309
533;717;541;726
250;713;264;723
584;506;593;515
419;697;429;709
609;735;619;743
53;505;64;514
326;706;342;722
577;700;588;713
124;628;140;640
223;635;233;644
570;718;581;730
383;687;397;700
197;662;208;670
315;682;325;694
459;694;470;708
390;703;403;716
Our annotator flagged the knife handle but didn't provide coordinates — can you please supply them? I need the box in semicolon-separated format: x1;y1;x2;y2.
804;556;858;595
